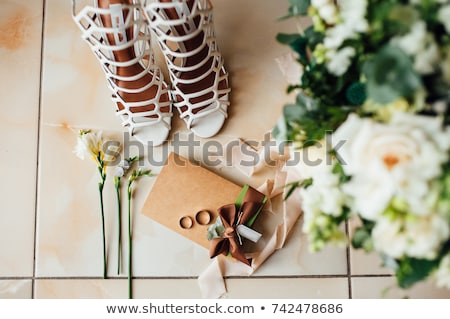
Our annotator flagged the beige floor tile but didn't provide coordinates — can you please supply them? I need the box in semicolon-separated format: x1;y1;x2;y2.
0;0;43;276
0;280;32;299
225;278;349;299
352;277;450;299
35;279;126;299
350;249;393;276
35;279;201;298
255;217;348;276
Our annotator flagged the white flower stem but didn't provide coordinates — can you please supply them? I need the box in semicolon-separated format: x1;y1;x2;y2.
98;179;107;279
115;177;122;275
96;155;107;279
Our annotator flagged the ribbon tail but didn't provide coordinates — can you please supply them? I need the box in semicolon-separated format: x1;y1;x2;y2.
198;257;227;298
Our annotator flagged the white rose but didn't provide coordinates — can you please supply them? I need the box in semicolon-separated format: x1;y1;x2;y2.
372;213;450;260
332;113;450;220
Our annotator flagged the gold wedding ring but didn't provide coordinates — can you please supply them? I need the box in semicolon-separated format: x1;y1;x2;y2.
179;216;193;229
195;210;212;225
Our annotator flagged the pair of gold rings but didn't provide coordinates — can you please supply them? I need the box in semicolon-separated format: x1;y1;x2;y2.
179;210;212;229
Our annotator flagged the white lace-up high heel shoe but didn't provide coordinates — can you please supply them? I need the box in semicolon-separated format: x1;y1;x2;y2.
145;0;230;138
72;0;173;146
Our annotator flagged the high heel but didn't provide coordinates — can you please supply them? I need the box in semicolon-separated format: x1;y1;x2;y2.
72;0;172;146
145;0;230;138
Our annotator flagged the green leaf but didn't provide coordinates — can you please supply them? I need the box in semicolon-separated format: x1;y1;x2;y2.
363;45;422;104
279;0;310;19
396;257;438;289
276;33;308;62
351;227;373;252
289;0;310;15
276;33;302;45
284;181;301;200
284;103;307;121
272;111;289;141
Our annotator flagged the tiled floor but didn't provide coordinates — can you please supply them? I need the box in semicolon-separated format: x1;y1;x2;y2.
1;0;449;299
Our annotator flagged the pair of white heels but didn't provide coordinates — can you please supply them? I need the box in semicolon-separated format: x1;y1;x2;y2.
72;0;230;146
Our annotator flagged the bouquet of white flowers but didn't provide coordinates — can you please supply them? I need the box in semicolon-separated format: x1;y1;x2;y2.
274;0;450;289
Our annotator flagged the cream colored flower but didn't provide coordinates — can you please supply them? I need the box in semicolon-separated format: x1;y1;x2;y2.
332;113;450;220
438;5;450;34
339;0;368;33
326;47;356;76
372;210;449;260
300;161;346;218
311;0;338;24
392;21;441;75
362;98;410;122
434;254;450;289
74;129;103;161
114;160;130;178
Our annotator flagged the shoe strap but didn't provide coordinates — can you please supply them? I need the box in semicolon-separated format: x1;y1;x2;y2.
110;4;128;46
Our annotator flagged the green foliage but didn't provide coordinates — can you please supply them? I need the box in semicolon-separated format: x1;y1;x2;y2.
272;92;354;143
363;45;422;104
283;178;313;200
396;257;438;289
279;0;311;20
352;220;375;252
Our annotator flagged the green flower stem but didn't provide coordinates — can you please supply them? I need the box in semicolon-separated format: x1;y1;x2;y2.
127;181;133;299
97;155;107;279
125;168;152;299
114;177;122;275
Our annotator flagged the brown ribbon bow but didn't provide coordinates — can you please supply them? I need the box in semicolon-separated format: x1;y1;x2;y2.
209;187;265;266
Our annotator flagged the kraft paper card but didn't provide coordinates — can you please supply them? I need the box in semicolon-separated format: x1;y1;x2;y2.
141;152;244;249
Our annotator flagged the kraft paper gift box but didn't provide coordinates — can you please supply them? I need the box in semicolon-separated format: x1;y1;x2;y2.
142;152;265;249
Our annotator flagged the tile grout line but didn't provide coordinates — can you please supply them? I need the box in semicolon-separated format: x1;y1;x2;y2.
345;221;352;299
32;0;47;300
0;274;394;280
